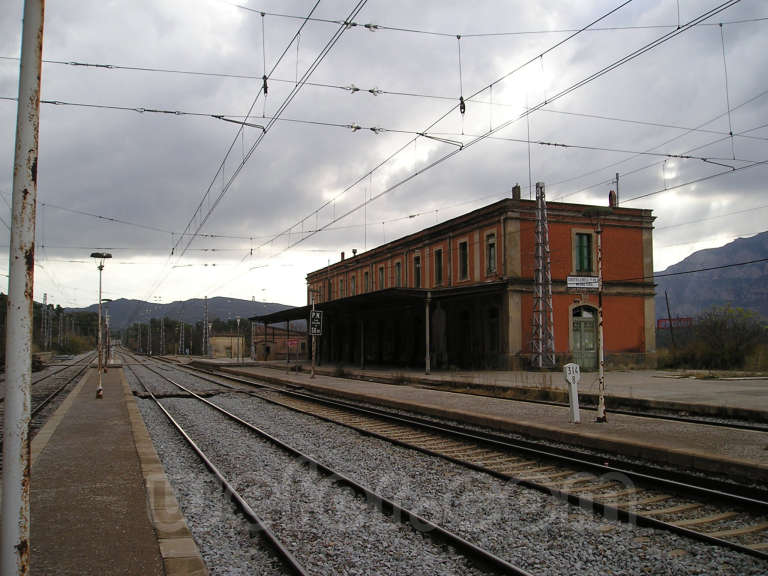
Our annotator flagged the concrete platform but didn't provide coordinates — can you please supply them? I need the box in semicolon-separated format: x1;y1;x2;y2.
183;357;768;421
200;362;768;484
28;365;206;575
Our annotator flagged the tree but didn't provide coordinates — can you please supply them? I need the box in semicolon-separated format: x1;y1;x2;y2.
694;305;765;369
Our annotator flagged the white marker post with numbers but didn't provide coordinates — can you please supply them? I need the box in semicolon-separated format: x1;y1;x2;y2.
563;363;581;424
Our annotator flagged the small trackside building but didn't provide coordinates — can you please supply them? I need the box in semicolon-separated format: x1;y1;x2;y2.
266;195;655;371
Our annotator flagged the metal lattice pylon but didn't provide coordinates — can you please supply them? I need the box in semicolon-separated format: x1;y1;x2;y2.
531;182;556;368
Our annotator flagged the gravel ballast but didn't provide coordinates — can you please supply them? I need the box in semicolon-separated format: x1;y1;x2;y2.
153;396;502;575
209;392;767;576
134;362;767;575
139;398;288;575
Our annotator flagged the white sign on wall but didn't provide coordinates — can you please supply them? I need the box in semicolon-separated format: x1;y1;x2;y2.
567;276;599;290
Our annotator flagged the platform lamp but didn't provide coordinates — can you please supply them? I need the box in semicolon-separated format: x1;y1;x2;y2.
91;252;112;398
101;298;113;371
581;207;612;423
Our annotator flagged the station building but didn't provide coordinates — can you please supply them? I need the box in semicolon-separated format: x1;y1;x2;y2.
254;190;655;371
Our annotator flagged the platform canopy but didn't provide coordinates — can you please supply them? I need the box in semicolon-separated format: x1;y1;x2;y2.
250;282;507;325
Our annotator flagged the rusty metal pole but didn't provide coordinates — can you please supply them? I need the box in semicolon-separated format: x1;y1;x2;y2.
1;1;44;573
595;221;607;423
425;293;431;375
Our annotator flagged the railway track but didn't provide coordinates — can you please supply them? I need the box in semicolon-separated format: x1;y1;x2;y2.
0;352;95;465
164;360;768;562
0;351;95;403
125;354;533;575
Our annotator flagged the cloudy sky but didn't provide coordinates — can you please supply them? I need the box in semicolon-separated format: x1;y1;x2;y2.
1;0;766;309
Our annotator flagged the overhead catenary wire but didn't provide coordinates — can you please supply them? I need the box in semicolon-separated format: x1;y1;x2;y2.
215;5;768;38
169;0;369;267
5;59;767;148
205;0;749;294
38;201;262;240
719;23;736;160
8;94;757;166
265;1;745;263
23;187;764;259
9;2;760;304
621;157;768;204
550;85;768;200
655;202;768;231
619;255;768;283
142;0;327;303
558;119;768;201
252;0;637;262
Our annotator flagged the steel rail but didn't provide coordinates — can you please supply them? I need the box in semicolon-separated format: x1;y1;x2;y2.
125;361;310;576
161;360;768;561
0;352;96;404
178;362;768;503
127;356;535;576
30;361;92;419
172;358;768;432
0;356;94;458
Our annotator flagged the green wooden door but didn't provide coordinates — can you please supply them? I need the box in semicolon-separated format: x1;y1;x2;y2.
572;307;597;371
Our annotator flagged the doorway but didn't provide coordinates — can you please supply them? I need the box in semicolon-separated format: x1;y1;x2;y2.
572;306;597;370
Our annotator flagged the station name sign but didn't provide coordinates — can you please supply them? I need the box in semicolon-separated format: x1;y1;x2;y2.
310;310;323;336
566;276;599;290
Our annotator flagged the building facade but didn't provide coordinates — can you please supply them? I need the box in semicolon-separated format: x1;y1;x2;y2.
208;335;247;359
252;324;308;361
267;194;654;371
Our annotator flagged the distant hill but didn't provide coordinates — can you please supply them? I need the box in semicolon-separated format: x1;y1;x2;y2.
655;231;768;320
65;296;294;330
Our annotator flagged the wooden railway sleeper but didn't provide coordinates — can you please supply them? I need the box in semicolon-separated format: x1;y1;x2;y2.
705;521;768;539
518;470;575;482
672;511;740;528
643;503;702;517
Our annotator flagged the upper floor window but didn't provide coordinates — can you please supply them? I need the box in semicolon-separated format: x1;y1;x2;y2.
394;262;402;287
327;279;332;300
350;275;356;296
575;232;593;273
339;278;345;298
459;240;469;280
486;233;497;274
364;270;369;292
434;249;443;286
378;266;385;290
414;255;421;288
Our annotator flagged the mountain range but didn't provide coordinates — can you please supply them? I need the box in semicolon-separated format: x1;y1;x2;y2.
654;230;768;320
64;296;292;330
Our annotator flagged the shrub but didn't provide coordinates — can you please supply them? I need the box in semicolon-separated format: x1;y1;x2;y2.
691;306;765;370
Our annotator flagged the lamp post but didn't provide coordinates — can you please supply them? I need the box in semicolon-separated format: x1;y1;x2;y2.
236;316;241;364
581;208;611;423
101;298;113;371
90;252;112;398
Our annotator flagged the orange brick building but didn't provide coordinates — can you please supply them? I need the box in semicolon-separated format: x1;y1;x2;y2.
260;192;655;371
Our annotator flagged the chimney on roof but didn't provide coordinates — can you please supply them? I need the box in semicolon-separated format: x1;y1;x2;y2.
352;248;357;257
609;189;617;208
512;183;521;200
340;251;345;261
